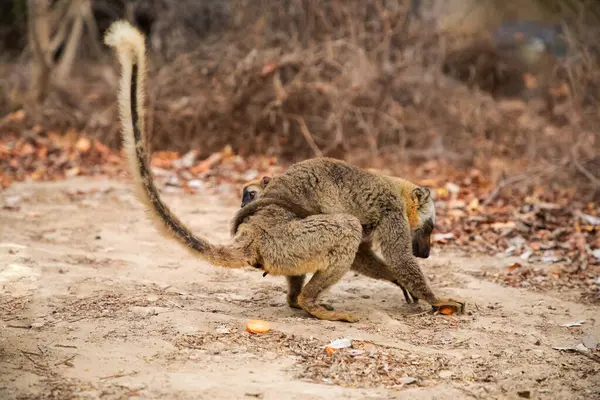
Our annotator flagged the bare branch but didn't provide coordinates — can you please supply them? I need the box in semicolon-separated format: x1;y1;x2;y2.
48;18;71;55
55;1;85;81
286;114;323;157
81;0;104;59
483;162;567;206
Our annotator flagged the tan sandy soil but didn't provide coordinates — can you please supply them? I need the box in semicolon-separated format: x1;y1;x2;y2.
1;177;598;399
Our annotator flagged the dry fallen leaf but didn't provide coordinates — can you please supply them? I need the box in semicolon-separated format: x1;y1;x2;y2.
172;150;198;169
75;137;91;153
576;211;600;226
152;151;180;169
418;179;437;187
436;188;449;198
65;167;81;178
191;152;222;174
3;109;25;122
261;62;279;76
468;198;480;211
94;141;111;156
507;262;522;272
490;221;516;230
325;337;352;356
445;182;460;195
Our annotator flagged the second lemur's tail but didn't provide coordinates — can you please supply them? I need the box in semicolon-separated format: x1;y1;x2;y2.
104;21;247;269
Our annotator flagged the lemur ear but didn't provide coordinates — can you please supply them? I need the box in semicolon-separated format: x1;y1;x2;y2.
411;187;431;205
260;176;271;187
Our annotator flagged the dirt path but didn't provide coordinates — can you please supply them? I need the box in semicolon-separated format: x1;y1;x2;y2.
1;177;598;399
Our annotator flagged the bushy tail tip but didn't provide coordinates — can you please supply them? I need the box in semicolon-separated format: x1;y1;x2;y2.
103;20;146;56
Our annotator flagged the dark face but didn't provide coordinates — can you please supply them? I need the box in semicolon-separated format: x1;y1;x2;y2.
411;218;434;258
241;187;257;208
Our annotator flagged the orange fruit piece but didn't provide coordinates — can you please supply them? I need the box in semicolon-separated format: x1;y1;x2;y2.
438;305;456;315
245;319;271;334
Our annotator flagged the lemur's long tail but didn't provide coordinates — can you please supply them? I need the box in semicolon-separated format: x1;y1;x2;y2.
104;21;246;269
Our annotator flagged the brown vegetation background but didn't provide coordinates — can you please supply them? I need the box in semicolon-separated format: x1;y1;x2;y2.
0;0;598;197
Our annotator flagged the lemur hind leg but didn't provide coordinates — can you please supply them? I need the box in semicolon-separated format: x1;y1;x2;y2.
262;214;363;322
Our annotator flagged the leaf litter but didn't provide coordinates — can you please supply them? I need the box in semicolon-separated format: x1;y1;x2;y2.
173;327;453;388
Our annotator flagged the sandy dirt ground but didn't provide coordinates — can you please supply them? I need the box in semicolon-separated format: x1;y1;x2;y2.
1;177;599;399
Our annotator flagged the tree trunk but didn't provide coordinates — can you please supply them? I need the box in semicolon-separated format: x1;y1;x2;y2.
27;0;52;103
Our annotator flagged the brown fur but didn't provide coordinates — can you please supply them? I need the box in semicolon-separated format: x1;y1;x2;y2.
105;20;375;322
249;158;464;312
235;178;418;305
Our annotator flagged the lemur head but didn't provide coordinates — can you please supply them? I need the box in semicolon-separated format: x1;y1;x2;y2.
240;176;271;208
407;186;435;259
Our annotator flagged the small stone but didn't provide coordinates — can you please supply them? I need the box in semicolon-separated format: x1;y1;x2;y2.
130;306;158;317
4;195;22;209
400;377;417;385
31;321;45;329
582;335;599;350
439;370;453;379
